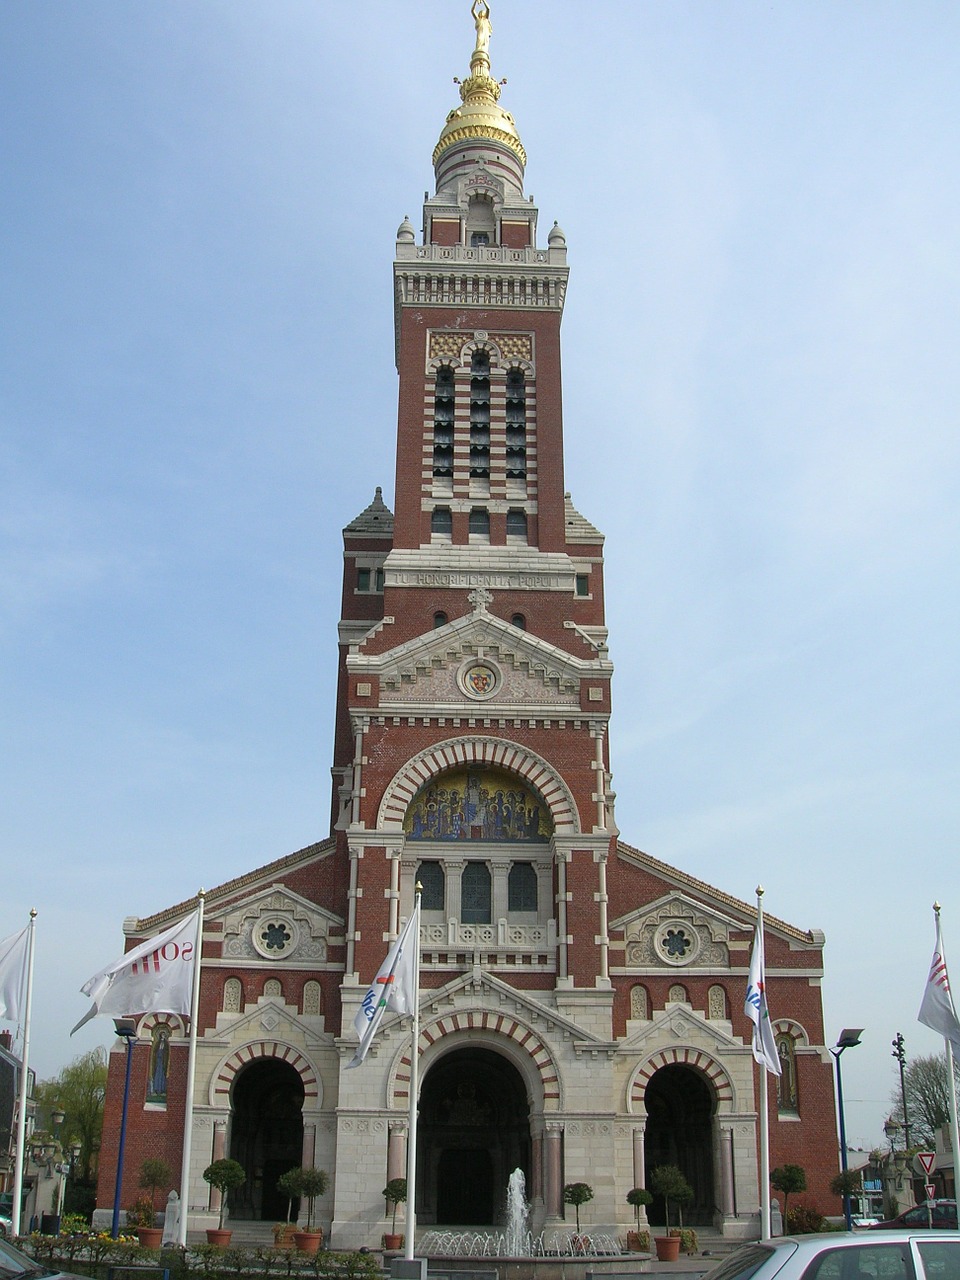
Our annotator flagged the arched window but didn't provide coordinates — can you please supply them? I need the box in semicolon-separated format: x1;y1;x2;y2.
470;350;490;479
630;985;649;1020
708;985;727;1020
461;863;491;923
433;365;455;479
264;978;282;998
776;1031;799;1113
431;506;452;538
508;862;537;912
505;367;527;481
468;507;490;540
302;981;322;1016
223;977;243;1013
511;613;526;629
146;1025;171;1105
506;509;528;541
668;983;688;1004
433;611;448;628
417;860;445;912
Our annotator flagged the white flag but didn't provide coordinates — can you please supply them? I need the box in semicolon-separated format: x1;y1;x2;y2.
347;900;420;1069
72;908;200;1035
745;920;781;1075
918;914;960;1056
0;926;29;1022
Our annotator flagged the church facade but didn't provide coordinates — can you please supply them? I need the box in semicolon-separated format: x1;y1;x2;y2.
100;6;839;1247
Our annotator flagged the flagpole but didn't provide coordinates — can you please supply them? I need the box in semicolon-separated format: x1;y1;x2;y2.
177;890;205;1247
932;903;960;1224
404;888;422;1263
756;887;772;1242
12;910;36;1238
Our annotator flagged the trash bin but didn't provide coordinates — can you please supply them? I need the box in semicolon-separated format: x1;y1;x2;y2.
40;1212;60;1235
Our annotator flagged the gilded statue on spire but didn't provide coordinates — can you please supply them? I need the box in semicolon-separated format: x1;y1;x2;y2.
472;1;492;58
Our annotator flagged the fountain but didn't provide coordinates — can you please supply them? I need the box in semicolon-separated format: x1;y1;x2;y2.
418;1169;624;1278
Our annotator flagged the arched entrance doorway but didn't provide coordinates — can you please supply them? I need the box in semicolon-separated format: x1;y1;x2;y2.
229;1058;305;1220
644;1064;715;1227
418;1047;531;1226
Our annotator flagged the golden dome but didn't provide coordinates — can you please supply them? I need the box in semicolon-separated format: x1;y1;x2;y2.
433;2;526;169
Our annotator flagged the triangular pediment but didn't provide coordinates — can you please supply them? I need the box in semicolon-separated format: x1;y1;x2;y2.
611;890;735;974
349;608;610;710
619;1000;743;1053
214;882;344;967
418;969;612;1047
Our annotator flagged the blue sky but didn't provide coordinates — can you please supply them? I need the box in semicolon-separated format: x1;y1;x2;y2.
2;1;959;1152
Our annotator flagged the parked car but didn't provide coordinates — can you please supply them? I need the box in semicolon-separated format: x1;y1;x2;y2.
871;1200;957;1230
0;1234;89;1280
700;1231;959;1279
0;1212;12;1238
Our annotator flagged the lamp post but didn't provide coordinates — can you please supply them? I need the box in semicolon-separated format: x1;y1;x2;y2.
831;1028;863;1231
49;1105;66;1229
883;1116;901;1157
891;1034;911;1151
111;1018;138;1239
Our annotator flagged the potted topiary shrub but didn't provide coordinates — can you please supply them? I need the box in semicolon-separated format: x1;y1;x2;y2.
382;1178;407;1251
563;1182;594;1251
274;1167;301;1248
281;1166;329;1255
202;1158;246;1246
626;1187;653;1251
649;1165;693;1261
135;1158;172;1247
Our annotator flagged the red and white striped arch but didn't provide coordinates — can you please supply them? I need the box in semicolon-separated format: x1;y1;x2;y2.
389;1009;562;1112
209;1041;322;1108
629;1047;736;1114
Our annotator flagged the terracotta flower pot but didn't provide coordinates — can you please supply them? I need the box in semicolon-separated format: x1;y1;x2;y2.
655;1235;681;1261
294;1230;323;1255
206;1228;232;1247
137;1227;163;1248
383;1233;403;1251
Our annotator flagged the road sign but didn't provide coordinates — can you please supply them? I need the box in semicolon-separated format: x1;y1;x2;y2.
916;1151;936;1176
925;1183;937;1200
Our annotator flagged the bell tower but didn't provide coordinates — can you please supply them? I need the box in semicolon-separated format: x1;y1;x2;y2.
333;0;616;1013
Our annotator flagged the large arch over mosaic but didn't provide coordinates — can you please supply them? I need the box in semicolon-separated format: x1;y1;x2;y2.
378;737;579;835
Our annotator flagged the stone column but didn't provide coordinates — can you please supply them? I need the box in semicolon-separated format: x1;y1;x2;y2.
720;1127;735;1217
544;1124;563;1218
531;1130;544;1205
631;1125;649;1225
209;1121;227;1214
302;1123;316;1169
387;1123;407;1183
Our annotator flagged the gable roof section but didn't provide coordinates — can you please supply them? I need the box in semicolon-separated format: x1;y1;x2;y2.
615;839;824;947
127;837;337;937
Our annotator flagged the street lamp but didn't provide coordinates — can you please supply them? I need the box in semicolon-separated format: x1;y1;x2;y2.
883;1116;901;1156
111;1018;138;1239
831;1028;863;1231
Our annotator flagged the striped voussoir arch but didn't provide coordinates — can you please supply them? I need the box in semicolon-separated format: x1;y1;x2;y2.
211;1041;320;1105
390;1010;561;1111
378;737;579;833
630;1048;734;1110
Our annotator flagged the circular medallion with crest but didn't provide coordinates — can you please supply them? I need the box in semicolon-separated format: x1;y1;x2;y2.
459;660;500;700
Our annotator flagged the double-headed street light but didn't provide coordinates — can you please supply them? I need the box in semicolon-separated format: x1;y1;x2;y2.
831;1028;863;1231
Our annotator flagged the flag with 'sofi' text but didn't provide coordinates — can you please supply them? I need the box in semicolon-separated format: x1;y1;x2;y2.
72;908;200;1034
918;913;960;1057
347;900;420;1069
0;926;29;1022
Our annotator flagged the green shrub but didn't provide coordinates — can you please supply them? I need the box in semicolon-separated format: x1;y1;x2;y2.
787;1203;826;1234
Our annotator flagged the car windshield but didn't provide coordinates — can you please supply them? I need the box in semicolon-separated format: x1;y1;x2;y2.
0;1238;55;1279
700;1242;792;1280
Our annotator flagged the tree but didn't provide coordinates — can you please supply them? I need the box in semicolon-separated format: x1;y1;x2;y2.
278;1166;329;1231
34;1047;107;1185
203;1159;246;1230
649;1165;693;1231
382;1178;407;1235
563;1182;594;1233
139;1158;173;1213
889;1053;959;1147
627;1187;653;1228
771;1165;807;1220
830;1169;861;1199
